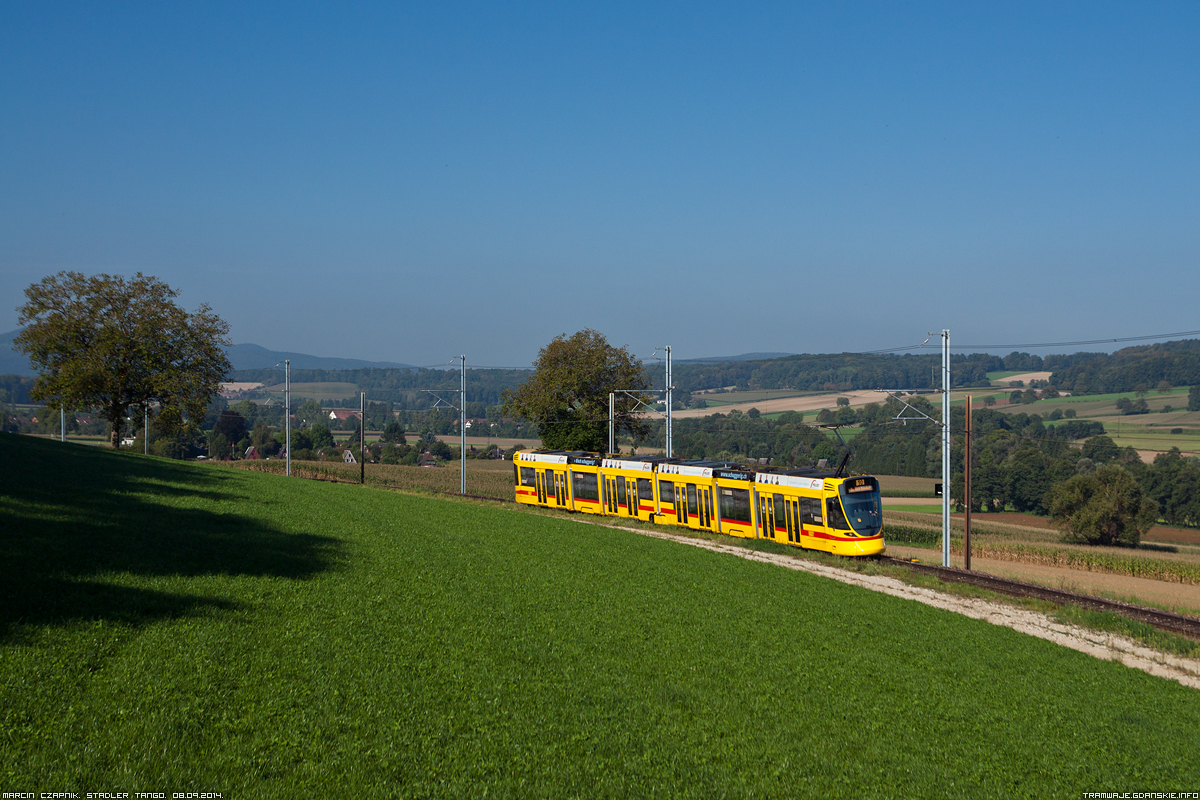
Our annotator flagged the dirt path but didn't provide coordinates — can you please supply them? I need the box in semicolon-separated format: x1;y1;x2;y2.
607;524;1200;690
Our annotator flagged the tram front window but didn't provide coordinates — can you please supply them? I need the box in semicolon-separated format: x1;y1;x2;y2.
838;483;882;537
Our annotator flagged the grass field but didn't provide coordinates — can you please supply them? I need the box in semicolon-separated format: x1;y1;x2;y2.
875;474;939;497
258;381;361;401
4;435;1200;796
233;456;518;498
696;388;811;406
926;386;1200;457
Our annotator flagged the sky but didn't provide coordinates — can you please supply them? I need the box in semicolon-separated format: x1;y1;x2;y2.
3;2;1198;369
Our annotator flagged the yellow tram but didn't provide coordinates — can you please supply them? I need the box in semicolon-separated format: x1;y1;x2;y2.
513;451;885;557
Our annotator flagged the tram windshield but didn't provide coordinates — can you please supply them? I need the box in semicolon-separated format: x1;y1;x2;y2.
838;478;882;538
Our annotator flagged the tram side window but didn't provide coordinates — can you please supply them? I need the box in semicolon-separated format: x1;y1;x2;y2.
573;471;600;501
773;495;785;528
520;467;536;487
637;478;653;502
826;497;850;531
659;481;675;504
799;497;821;525
720;488;751;522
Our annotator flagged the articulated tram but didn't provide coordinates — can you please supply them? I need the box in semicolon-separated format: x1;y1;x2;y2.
513;451;885;556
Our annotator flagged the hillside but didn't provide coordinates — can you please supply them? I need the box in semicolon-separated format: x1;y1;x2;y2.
3;434;1200;794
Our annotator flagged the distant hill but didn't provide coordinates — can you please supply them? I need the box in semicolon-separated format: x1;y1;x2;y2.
0;331;32;376
224;343;416;372
0;332;417;376
679;352;795;363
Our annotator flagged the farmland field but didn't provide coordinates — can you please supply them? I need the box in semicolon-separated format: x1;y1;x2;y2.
4;435;1200;796
674;389;882;419
874;474;939;497
696;388;813;405
258;381;361;400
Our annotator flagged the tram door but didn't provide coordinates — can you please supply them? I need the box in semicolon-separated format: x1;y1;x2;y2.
536;471;547;504
700;488;712;528
605;477;618;514
552;471;565;506
758;495;769;539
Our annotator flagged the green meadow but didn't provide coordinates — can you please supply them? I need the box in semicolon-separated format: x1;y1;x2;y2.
257;381;361;401
3;435;1199;797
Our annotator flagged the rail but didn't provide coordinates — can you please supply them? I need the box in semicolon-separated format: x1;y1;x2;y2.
878;555;1200;640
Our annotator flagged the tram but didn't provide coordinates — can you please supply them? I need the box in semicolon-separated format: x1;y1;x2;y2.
513;450;885;556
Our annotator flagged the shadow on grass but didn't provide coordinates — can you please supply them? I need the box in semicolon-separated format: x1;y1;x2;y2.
0;435;341;639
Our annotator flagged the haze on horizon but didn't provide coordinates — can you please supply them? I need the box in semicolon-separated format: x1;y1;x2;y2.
3;3;1198;369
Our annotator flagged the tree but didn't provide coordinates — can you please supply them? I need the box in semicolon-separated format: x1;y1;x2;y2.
208;430;231;461
214;409;247;445
381;421;407;443
15;272;230;448
1048;464;1158;547
501;329;650;453
1190;386;1200;412
1081;435;1119;464
296;399;324;428
309;423;335;451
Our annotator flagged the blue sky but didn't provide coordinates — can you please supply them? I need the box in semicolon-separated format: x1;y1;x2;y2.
3;2;1198;368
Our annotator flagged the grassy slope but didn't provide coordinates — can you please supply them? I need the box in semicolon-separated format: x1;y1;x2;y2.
2;435;1199;797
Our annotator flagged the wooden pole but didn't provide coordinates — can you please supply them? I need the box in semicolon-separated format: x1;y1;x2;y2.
964;395;972;571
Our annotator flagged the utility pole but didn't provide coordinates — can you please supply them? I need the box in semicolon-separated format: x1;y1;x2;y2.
460;355;466;495
61;408;65;443
665;345;673;458
940;329;951;567
285;359;291;477
421;355;467;494
360;391;366;485
964;394;972;571
609;392;615;454
144;408;149;454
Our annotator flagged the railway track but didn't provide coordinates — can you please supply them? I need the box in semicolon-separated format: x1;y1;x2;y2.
878;555;1200;640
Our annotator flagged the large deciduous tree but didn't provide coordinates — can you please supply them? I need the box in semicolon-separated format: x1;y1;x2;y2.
15;271;231;449
502;329;650;453
1048;464;1158;547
